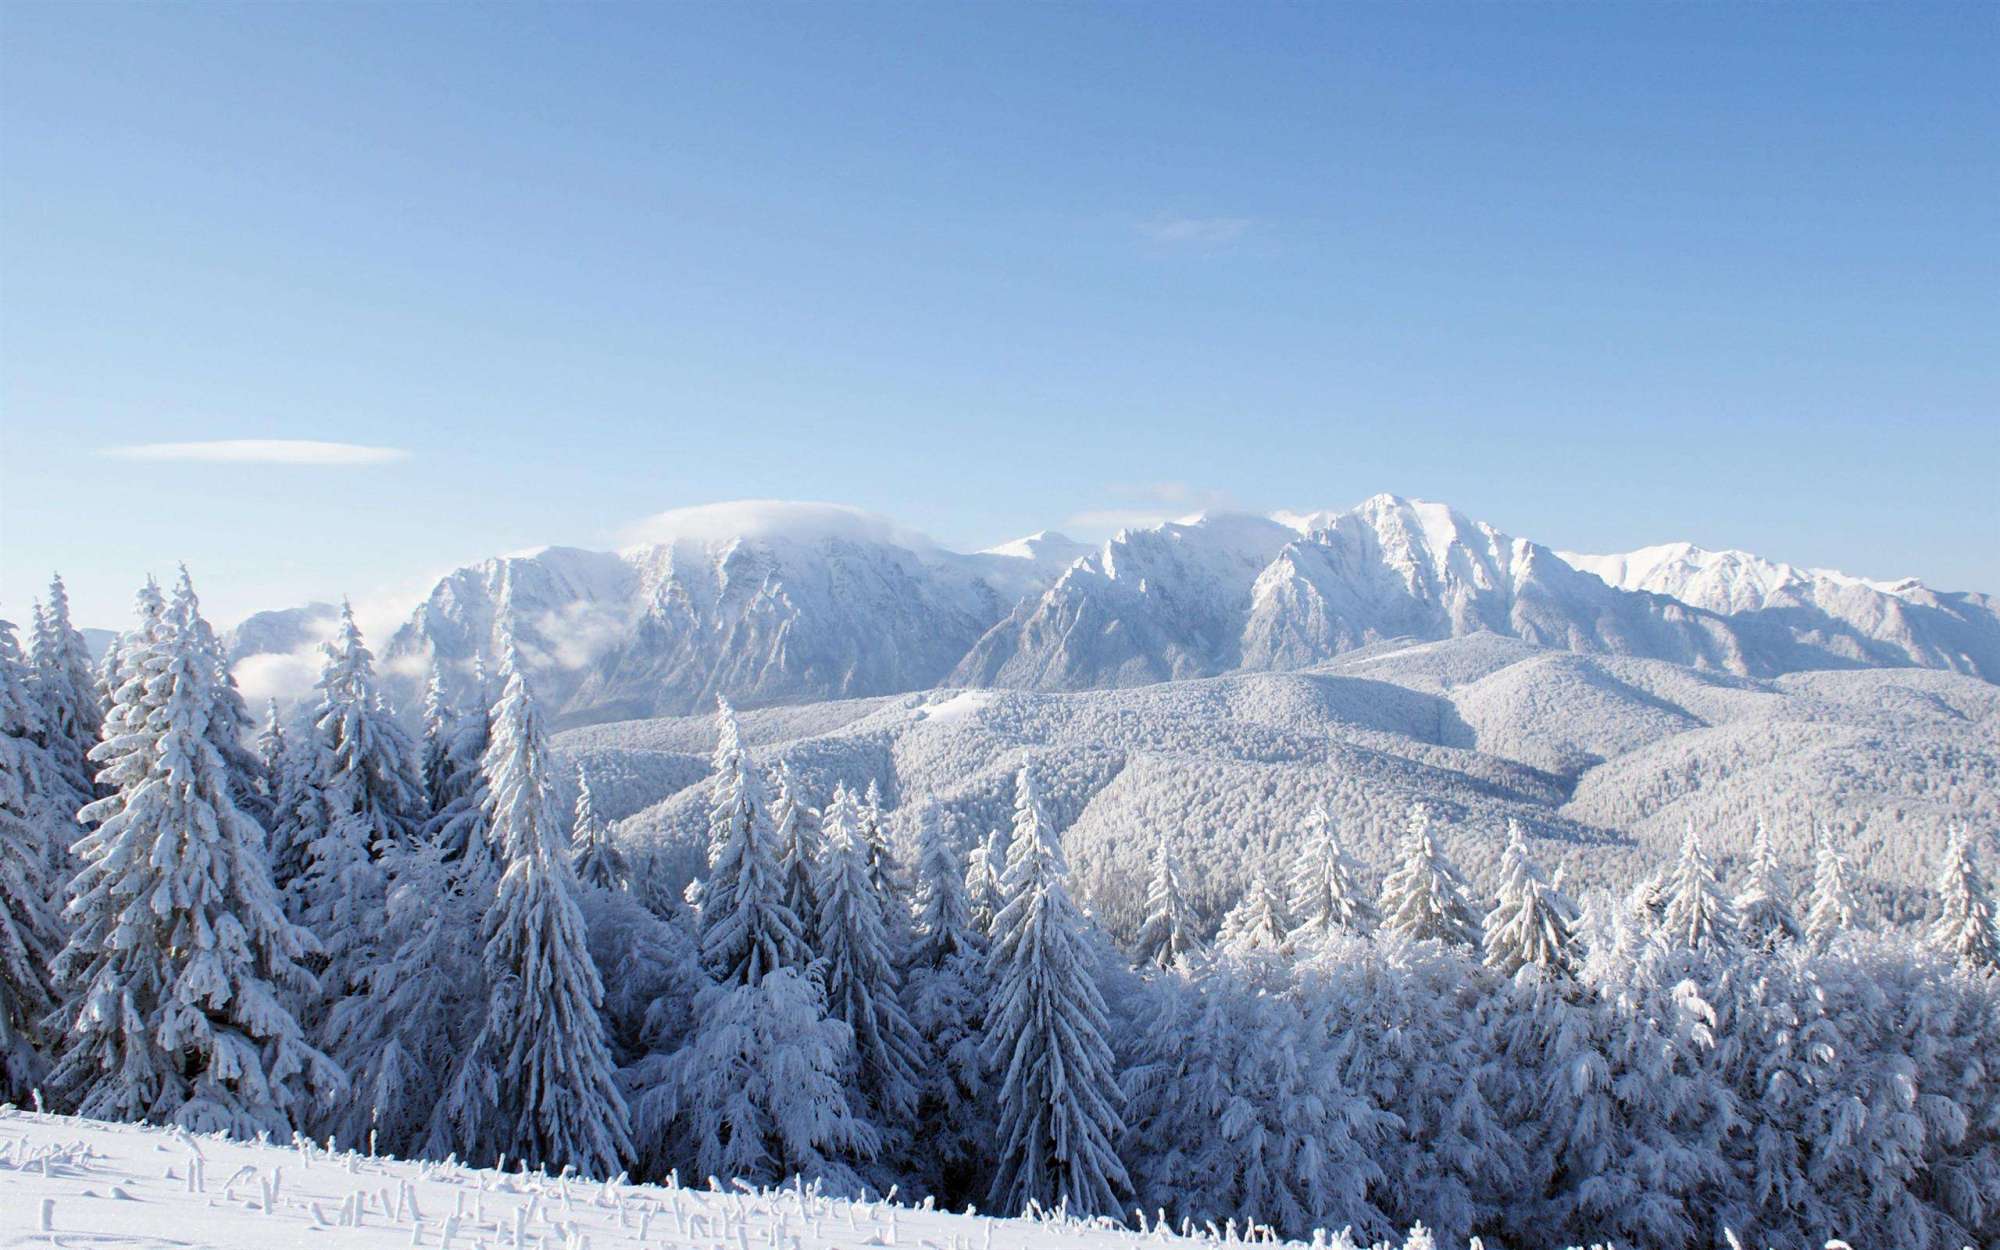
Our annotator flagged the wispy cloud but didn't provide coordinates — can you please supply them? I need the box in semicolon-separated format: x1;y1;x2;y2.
1138;215;1254;246
101;439;410;466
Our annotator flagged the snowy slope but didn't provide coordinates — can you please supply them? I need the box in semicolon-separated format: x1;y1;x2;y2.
0;1109;1574;1250
556;634;1999;939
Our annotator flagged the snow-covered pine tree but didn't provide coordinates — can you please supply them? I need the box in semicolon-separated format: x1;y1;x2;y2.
324;830;482;1155
254;699;288;806
1288;802;1378;943
1931;826;2000;971
418;665;456;806
1483;818;1580;977
27;574;102;805
1803;825;1863;950
1215;867;1291;955
1380;803;1480;949
858;777;915;956
293;602;426;1009
1734;816;1801;951
421;666;497;895
571;763;628;891
771;761;822;954
647;965;879;1193
983;764;1130;1217
429;655;632;1177
814;780;924;1151
49;586;341;1135
697;697;805;985
903;802;993;1205
1135;829;1199;968
909;802;979;969
1658;821;1740;956
166;568;269;827
0;616;64;1098
965;825;1008;937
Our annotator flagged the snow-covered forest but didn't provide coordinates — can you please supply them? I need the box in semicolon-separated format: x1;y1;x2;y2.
4;569;1999;1250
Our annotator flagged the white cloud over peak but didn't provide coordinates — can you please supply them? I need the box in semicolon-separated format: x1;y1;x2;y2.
616;500;939;552
101;439;411;466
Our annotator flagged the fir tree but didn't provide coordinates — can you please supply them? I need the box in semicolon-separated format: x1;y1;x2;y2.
49;587;341;1135
254;699;289;806
1215;867;1291;955
984;765;1130;1217
1135;829;1199;968
27;573;102;805
430;657;632;1177
421;668;497;894
904;802;993;1204
293;602;426;1007
167;568;269;827
1380;803;1480;949
1930;826;1999;972
1658;821;1739;956
814;781;924;1145
324;831;481;1155
965;825;1008;937
646;966;879;1193
1483;818;1580;977
1288;802;1378;942
697;697;805;986
771;761;822;952
571;763;628;891
0;616;64;1098
1734;816;1801;951
1803;825;1863;950
909;802;978;970
418;665;456;806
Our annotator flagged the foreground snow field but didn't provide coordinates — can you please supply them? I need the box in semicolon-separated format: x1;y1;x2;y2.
0;1109;1618;1250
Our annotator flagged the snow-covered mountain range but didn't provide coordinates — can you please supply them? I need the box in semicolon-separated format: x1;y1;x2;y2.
225;495;2000;727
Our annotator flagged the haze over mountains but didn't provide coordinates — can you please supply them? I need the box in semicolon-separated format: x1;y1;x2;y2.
223;494;2000;727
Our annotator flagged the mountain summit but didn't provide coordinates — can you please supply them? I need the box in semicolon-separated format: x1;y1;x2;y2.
227;497;1999;726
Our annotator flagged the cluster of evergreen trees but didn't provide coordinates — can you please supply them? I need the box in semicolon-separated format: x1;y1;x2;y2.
4;570;1999;1250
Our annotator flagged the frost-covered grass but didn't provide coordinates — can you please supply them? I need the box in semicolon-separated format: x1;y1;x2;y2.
0;1109;1617;1250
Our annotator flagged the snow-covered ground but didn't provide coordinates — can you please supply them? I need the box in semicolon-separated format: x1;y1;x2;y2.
0;1109;1613;1250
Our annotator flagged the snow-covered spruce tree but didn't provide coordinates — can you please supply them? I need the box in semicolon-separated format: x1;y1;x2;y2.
814;781;924;1158
324;831;482;1155
1658;820;1739;957
1135;829;1199;968
648;965;879;1193
771;761;822;953
48;587;341;1136
293;602;426;1010
167;568;270;827
1734;816;1801;951
420;666;497;895
1288;801;1378;944
983;764;1130;1217
697;696;805;985
1380;803;1480;949
28;573;102;805
1931;826;2000;971
1482;818;1580;978
429;656;631;1177
571;763;628;892
0;616;64;1098
965;825;1008;937
858;777;915;956
903;802;993;1204
253;699;289;806
1215;867;1292;955
417;665;456;806
1803;825;1863;950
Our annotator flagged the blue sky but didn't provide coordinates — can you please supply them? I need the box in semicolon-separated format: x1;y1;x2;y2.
3;3;1995;627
